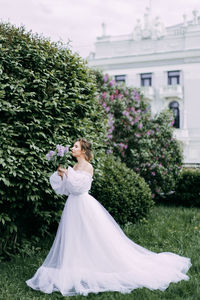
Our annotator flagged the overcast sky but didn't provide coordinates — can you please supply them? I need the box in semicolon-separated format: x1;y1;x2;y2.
0;0;199;58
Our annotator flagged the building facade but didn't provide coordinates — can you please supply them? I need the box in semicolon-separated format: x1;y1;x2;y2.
88;8;200;164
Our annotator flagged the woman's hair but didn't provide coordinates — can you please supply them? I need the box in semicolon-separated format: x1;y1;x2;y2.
77;138;93;162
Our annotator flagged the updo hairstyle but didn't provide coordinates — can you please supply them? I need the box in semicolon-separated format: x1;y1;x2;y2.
77;138;93;162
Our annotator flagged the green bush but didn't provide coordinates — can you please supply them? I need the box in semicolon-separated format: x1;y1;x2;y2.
0;23;107;259
94;70;183;199
173;168;200;206
91;155;154;226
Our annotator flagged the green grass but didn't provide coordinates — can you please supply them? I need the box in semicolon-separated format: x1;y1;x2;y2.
0;205;200;300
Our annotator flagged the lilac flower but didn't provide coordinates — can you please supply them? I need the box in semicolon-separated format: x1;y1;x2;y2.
146;131;151;136
64;146;69;153
109;80;114;87
105;106;110;113
138;123;143;129
104;74;109;82
135;133;141;138
107;149;113;154
102;92;107;99
46;150;56;160
110;95;114;101
56;145;65;157
107;134;113;139
152;172;156;176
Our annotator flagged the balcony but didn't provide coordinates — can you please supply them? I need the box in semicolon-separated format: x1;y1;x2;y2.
140;86;155;101
159;85;183;100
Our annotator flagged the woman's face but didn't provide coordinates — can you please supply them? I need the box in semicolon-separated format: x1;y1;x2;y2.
71;141;83;158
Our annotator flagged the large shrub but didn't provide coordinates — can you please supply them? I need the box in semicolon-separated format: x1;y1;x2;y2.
91;155;154;226
0;23;107;259
94;71;183;199
172;168;200;206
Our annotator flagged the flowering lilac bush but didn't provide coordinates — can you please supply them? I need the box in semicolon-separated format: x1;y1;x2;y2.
94;71;183;198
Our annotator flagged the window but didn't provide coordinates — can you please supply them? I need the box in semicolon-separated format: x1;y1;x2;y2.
140;73;152;87
169;101;180;128
115;75;126;84
168;71;180;85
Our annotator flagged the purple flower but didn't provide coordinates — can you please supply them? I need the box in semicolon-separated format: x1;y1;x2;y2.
102;92;107;99
146;131;151;136
110;95;114;101
64;146;69;153
56;145;65;157
107;149;113;154
46;150;56;160
152;172;156;176
104;74;109;82
138;123;143;129
107;134;113;139
105;106;110;113
135;133;141;138
109;80;114;87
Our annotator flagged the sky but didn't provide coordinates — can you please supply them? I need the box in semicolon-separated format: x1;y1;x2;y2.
0;0;199;58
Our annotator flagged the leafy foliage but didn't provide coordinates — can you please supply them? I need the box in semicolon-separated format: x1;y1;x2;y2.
172;168;200;206
91;155;153;226
0;23;107;259
94;71;183;199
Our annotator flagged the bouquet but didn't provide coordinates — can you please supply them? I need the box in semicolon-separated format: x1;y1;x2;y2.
46;144;71;169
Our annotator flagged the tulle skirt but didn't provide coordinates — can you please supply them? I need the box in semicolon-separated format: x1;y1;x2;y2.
26;192;191;296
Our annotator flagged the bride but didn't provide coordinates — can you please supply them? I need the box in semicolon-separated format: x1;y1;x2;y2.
26;138;191;296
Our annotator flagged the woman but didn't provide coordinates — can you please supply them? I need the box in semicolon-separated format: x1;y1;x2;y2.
26;138;191;296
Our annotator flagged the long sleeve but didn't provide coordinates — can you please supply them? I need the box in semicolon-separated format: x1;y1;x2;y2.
49;171;69;196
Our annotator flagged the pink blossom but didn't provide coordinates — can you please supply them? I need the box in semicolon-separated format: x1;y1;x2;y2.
115;89;119;94
105;106;110;113
104;74;109;82
138;123;143;129
107;134;113;139
152;172;156;176
110;95;114;101
109;80;114;87
135;133;141;138
146;131;151;136
102;92;107;99
107;149;113;154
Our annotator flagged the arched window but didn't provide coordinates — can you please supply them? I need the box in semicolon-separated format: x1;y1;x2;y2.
169;101;180;128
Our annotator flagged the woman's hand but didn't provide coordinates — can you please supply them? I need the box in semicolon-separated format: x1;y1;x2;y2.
57;166;67;180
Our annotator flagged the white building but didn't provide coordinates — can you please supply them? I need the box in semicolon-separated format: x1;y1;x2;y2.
88;8;200;165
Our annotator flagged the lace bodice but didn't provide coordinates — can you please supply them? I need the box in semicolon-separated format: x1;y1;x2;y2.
50;166;93;196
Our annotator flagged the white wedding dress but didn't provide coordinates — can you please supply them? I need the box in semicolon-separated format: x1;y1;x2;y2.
26;166;191;296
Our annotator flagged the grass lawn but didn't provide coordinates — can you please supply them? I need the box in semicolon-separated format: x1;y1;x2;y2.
0;205;200;300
